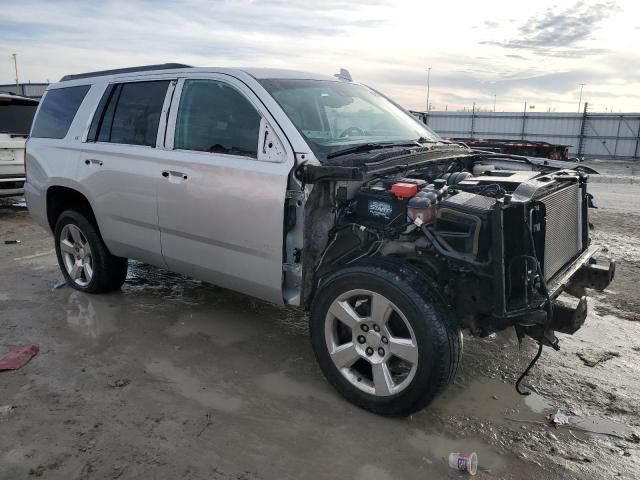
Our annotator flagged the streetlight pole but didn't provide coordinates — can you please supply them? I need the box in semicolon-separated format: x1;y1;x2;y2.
493;94;496;112
11;53;19;88
577;84;585;113
426;67;431;113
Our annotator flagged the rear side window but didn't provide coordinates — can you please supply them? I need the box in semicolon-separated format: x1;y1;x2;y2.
89;81;169;147
31;85;90;139
174;79;261;158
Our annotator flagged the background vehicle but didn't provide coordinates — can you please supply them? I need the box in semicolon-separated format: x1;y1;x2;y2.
0;92;38;196
25;64;614;415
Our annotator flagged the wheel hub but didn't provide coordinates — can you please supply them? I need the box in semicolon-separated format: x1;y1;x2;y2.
365;329;382;348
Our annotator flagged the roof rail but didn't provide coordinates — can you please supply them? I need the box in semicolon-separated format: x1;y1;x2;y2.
60;63;192;82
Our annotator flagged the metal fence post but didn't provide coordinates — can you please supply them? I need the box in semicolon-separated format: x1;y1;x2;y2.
613;115;622;157
577;102;588;157
634;115;640;159
470;102;476;138
521;102;527;140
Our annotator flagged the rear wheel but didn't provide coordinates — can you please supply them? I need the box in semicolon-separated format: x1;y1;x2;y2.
54;210;128;293
310;263;461;416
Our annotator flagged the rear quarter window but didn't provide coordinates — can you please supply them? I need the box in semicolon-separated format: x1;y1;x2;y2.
31;85;90;139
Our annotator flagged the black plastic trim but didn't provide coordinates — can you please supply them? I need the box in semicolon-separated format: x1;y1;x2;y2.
60;63;191;82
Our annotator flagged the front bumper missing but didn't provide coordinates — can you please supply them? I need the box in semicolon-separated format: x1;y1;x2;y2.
547;245;615;299
516;245;614;337
545;246;614;335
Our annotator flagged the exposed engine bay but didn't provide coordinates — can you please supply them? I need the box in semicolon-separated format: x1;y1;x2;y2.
296;152;615;351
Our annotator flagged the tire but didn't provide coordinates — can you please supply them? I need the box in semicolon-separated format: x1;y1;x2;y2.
310;262;462;416
54;209;128;293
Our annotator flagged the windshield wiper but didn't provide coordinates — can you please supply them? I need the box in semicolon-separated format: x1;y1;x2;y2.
326;141;429;160
326;137;446;160
326;142;397;160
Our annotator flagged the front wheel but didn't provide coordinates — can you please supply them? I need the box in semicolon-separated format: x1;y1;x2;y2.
54;210;128;293
310;263;461;416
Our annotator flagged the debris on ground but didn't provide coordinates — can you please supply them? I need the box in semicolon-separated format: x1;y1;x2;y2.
0;345;39;371
3;239;21;245
197;412;214;437
107;378;130;388
52;280;67;290
0;405;15;416
548;409;573;426
576;350;620;367
449;452;478;476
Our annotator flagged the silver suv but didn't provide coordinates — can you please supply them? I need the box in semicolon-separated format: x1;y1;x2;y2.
26;64;613;415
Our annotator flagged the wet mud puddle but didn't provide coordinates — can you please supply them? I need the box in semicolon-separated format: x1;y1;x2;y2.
439;375;632;434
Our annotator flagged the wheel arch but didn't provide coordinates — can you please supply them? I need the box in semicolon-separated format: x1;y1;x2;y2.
312;256;449;312
46;185;98;233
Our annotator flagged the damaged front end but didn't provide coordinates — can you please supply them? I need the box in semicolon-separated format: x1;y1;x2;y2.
299;149;615;351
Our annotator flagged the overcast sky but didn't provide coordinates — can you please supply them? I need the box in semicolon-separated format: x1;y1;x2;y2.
1;0;639;112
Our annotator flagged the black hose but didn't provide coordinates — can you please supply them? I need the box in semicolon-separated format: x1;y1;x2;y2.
420;224;490;267
524;217;553;319
515;341;543;396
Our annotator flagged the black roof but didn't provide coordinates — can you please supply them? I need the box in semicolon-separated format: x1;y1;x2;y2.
60;63;192;82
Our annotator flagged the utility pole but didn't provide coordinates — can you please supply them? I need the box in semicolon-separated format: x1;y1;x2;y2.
577;83;585;113
11;53;19;88
493;94;496;112
426;66;431;112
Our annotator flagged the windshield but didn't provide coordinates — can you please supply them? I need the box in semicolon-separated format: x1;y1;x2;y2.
259;79;440;160
0;98;38;136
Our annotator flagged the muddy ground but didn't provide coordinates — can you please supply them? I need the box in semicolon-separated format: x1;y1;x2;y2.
0;184;639;480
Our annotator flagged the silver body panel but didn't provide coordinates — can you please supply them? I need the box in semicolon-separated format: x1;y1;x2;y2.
25;67;323;305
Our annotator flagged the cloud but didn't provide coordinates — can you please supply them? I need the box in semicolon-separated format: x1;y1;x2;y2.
483;1;621;57
0;0;638;112
492;69;611;94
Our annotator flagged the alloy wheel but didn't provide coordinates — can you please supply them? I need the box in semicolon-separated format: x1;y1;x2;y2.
59;224;94;287
324;289;419;396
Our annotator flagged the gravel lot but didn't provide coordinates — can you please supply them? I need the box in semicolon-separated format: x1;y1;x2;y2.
0;183;638;479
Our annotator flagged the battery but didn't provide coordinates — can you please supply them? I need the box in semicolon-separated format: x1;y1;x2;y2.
355;188;408;227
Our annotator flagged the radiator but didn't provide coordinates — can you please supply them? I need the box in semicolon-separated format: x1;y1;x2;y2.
541;184;583;280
